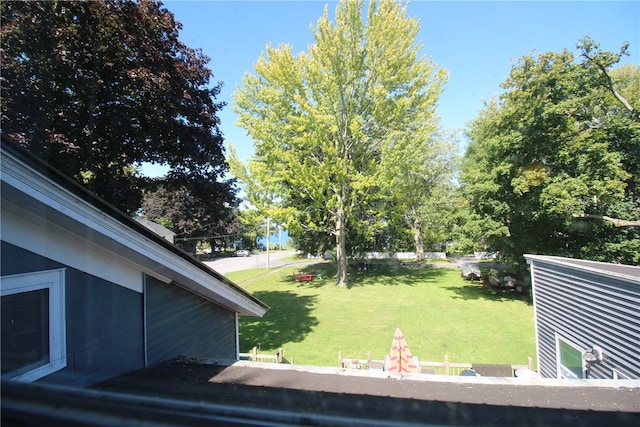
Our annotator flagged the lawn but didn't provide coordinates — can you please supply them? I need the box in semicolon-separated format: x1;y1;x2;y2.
227;263;536;368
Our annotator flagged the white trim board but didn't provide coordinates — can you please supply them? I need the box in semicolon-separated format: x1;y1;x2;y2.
1;269;67;382
1;145;266;317
1;198;145;293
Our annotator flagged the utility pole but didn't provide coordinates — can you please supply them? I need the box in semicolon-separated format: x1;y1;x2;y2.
266;217;270;269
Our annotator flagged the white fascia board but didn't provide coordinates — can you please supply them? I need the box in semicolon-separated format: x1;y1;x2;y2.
1;150;267;318
1;198;147;293
525;254;640;285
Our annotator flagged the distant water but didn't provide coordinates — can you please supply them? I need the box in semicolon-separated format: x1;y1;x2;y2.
256;229;290;248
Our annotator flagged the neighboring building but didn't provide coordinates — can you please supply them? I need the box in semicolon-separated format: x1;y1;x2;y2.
1;137;268;387
136;218;176;243
526;255;640;379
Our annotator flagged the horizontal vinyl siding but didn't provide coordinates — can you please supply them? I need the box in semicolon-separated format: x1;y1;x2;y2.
532;262;640;379
1;242;144;386
57;272;143;386
145;276;237;366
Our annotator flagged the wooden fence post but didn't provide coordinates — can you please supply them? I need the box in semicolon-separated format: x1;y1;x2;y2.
338;351;343;367
252;346;258;361
277;348;283;363
444;354;449;376
527;356;532;370
367;352;372;370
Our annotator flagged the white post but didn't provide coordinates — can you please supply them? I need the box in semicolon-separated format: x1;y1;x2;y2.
266;217;270;269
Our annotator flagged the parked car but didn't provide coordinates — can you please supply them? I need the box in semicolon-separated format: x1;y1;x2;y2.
233;249;251;257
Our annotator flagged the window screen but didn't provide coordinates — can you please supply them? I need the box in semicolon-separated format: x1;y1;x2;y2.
1;269;65;381
1;289;50;375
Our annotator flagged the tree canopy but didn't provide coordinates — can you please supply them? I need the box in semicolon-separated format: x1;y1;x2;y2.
461;38;640;266
380;127;459;260
140;181;238;249
1;0;235;216
233;0;448;285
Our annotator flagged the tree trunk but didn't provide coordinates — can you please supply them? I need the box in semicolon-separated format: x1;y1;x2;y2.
335;195;348;287
414;227;424;261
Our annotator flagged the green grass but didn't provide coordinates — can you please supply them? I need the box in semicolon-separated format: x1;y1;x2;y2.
228;264;536;368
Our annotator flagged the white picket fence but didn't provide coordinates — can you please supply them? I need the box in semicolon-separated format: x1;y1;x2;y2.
361;252;447;260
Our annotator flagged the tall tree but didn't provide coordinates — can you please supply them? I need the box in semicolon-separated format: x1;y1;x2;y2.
227;143;294;228
1;0;234;215
233;0;447;285
461;39;639;266
380;127;458;260
227;143;297;252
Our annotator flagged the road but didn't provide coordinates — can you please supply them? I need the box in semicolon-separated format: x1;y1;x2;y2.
204;250;307;274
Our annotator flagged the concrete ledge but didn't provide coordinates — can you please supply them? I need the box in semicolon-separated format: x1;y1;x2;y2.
227;360;640;388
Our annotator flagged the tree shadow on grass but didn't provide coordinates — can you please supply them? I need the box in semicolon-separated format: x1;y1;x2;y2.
238;290;319;351
445;282;532;304
278;264;336;289
284;264;453;289
348;266;451;288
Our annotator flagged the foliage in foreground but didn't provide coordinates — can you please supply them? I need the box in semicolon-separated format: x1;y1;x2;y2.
1;0;235;218
230;266;535;367
460;38;640;266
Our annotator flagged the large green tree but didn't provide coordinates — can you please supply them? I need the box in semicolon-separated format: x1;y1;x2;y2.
461;38;640;266
380;127;458;260
233;0;447;285
1;0;234;215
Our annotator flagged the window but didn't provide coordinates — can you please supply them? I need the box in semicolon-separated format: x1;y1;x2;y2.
556;335;584;379
612;369;630;380
1;269;66;381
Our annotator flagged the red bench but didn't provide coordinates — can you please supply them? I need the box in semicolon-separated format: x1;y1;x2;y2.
295;273;314;282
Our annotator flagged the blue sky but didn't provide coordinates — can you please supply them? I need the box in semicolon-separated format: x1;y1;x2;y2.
143;0;639;176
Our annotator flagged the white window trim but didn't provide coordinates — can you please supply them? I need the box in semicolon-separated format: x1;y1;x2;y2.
555;334;585;379
612;369;630;380
1;269;66;381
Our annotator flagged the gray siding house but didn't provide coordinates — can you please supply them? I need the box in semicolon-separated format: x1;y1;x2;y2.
1;138;268;387
526;255;640;380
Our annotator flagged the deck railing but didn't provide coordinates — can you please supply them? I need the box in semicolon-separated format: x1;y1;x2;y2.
239;347;293;364
237;348;533;376
338;351;533;376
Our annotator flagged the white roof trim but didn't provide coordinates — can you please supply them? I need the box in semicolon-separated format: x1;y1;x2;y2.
525;254;640;284
1;146;267;317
